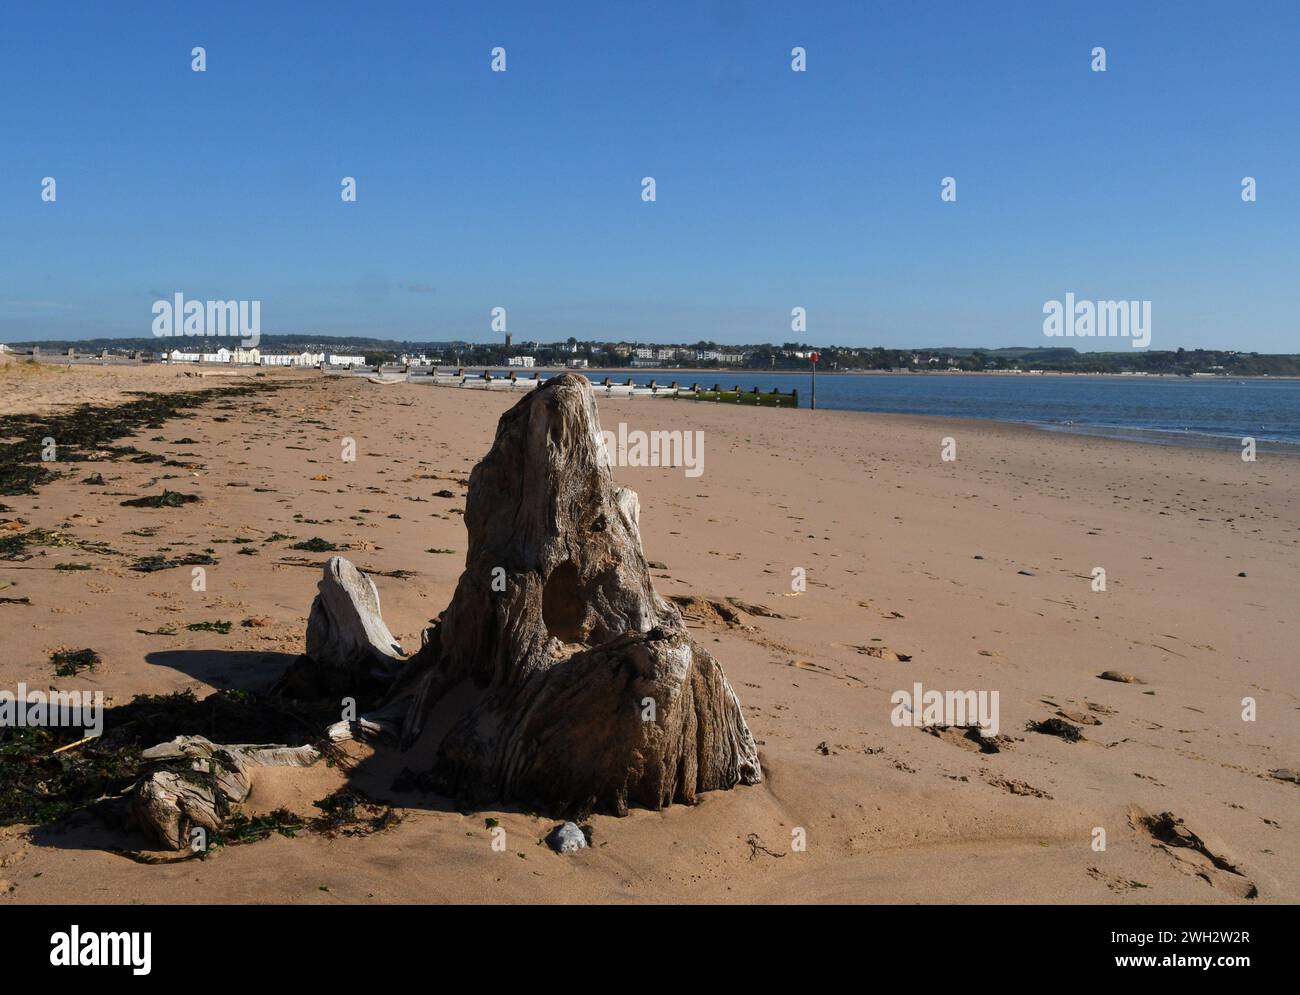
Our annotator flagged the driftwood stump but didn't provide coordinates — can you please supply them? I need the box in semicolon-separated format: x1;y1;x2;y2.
300;556;405;692
388;373;761;817
131;736;320;850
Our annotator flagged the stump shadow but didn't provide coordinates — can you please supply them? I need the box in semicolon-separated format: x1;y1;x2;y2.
144;648;299;692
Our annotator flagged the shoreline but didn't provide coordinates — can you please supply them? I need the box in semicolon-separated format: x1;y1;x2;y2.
398;371;1300;455
4;359;1297;456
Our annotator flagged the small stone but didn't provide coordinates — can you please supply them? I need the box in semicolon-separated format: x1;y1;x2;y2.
546;821;588;854
1098;670;1141;684
1236;572;1247;578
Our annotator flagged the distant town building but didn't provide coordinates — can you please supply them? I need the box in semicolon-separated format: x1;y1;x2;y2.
260;352;323;367
696;349;746;364
326;353;365;366
507;355;535;368
566;358;589;369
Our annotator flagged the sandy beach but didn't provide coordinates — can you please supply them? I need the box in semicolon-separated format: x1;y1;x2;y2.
1;360;1295;904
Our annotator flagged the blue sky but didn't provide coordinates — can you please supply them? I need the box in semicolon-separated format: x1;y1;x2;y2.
2;0;1297;351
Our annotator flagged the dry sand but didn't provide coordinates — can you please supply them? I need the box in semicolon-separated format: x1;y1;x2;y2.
1;364;1295;903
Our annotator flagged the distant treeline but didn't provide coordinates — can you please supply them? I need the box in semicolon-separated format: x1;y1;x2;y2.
7;335;1299;377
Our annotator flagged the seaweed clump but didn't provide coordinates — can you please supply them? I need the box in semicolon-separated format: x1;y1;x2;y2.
1025;717;1084;743
120;490;200;509
51;648;101;677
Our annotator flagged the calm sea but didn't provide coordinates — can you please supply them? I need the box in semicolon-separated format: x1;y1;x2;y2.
597;372;1300;451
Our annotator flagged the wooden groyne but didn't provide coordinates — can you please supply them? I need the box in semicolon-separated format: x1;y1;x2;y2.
396;370;799;407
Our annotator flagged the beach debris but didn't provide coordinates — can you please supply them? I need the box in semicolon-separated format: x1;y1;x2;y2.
130;552;217;572
301;555;405;692
647;560;668;570
1098;670;1143;684
1271;768;1299;785
324;698;407;744
131;737;254;850
745;833;786;860
130;736;320;851
381;374;761;817
1026;717;1083;742
309;787;400;838
923;724;1013;754
1130;806;1257;899
852;644;912;662
186;620;232;634
0;596;31;606
0;528;116;562
0;385;269;497
242;615;273;628
51;647;100;678
136;624;179;636
292;537;337;552
120;490;200;508
2;688;339;838
546;821;588;854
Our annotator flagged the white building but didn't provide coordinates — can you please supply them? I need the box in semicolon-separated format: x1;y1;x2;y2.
260;352;324;367
326;353;365;367
507;355;535;368
696;350;746;364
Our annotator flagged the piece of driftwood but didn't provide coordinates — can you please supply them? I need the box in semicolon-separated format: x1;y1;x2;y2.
131;737;253;850
303;555;405;691
378;373;761;817
325;698;408;744
130;736;320;850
